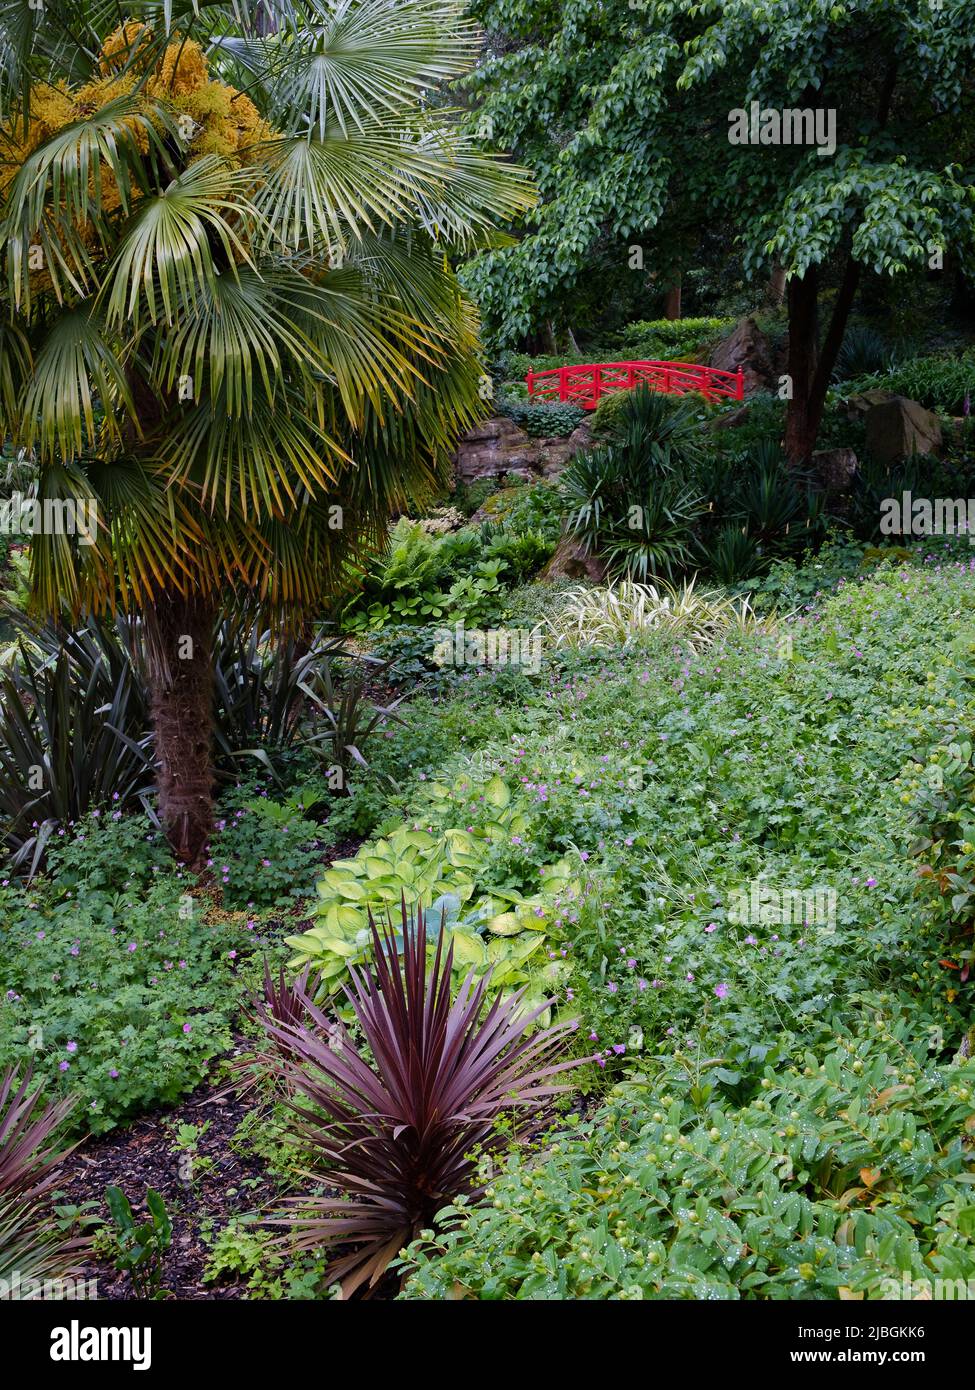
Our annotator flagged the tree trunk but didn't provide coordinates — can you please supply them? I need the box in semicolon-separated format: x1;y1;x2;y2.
784;268;820;466
784;255;861;467
662;276;682;320
767;263;787;305
145;592;216;868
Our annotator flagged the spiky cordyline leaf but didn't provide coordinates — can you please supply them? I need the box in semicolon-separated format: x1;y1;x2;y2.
0;1064;89;1287
0;606;155;870
251;899;583;1297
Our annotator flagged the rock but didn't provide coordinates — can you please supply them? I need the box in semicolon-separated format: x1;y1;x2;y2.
454;414;592;485
707;404;752;431
708;316;781;395
566;422;594;452
454;416;532;483
863;396;942;463
812;447;858;493
463;416;525;445
541;538;608;583
842;388;900;419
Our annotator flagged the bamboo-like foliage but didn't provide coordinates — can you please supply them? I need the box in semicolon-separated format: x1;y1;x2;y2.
251;900;582;1297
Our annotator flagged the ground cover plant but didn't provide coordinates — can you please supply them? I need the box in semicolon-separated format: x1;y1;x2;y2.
2;0;975;1330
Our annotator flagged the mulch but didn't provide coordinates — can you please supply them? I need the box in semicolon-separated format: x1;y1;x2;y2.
56;1073;274;1300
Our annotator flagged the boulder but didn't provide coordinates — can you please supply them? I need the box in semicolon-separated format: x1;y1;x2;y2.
454;414;592;485
454;415;531;483
707;403;752;431
708;316;781;395
540;538;608;583
862;396;942;463
842;388;899;419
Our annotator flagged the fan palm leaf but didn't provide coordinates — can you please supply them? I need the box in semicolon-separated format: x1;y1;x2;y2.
0;1;537;863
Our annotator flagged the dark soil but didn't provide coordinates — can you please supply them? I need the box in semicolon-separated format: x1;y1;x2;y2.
56;1075;273;1300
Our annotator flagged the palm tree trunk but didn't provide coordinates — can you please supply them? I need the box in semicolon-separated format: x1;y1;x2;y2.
145;592;216;867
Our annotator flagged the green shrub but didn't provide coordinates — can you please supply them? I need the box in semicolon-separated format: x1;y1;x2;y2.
478;480;566;541
591;390;634;439
341;517;514;631
453;477;501;517
207;789;327;910
614;316;735;360
911;726;975;1024
482;526;555;583
399;1024;975;1300
841;350;975;415
498;396;585;439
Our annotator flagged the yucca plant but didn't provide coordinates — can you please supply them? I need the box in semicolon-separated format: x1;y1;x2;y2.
0;1066;87;1294
561;387;705;581
833;324;897;381
735;454;809;550
0;2;534;865
251;901;582;1297
702;522;767;584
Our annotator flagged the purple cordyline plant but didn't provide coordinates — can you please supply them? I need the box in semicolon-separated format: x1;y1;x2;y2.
251;900;583;1297
0;1065;88;1286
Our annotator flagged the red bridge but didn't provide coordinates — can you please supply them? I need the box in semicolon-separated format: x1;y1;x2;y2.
526;360;744;410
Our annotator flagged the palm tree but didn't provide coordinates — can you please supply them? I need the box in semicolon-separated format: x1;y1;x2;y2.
0;1;533;864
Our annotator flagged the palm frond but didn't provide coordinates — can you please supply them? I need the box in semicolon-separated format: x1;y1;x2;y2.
251;0;480;138
18;305;135;461
98;154;258;329
2;94;176;306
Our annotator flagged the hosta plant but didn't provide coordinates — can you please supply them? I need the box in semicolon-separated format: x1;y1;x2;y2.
254;902;582;1297
284;776;580;1011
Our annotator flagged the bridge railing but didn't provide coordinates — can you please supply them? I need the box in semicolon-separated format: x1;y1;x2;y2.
525;360;744;410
